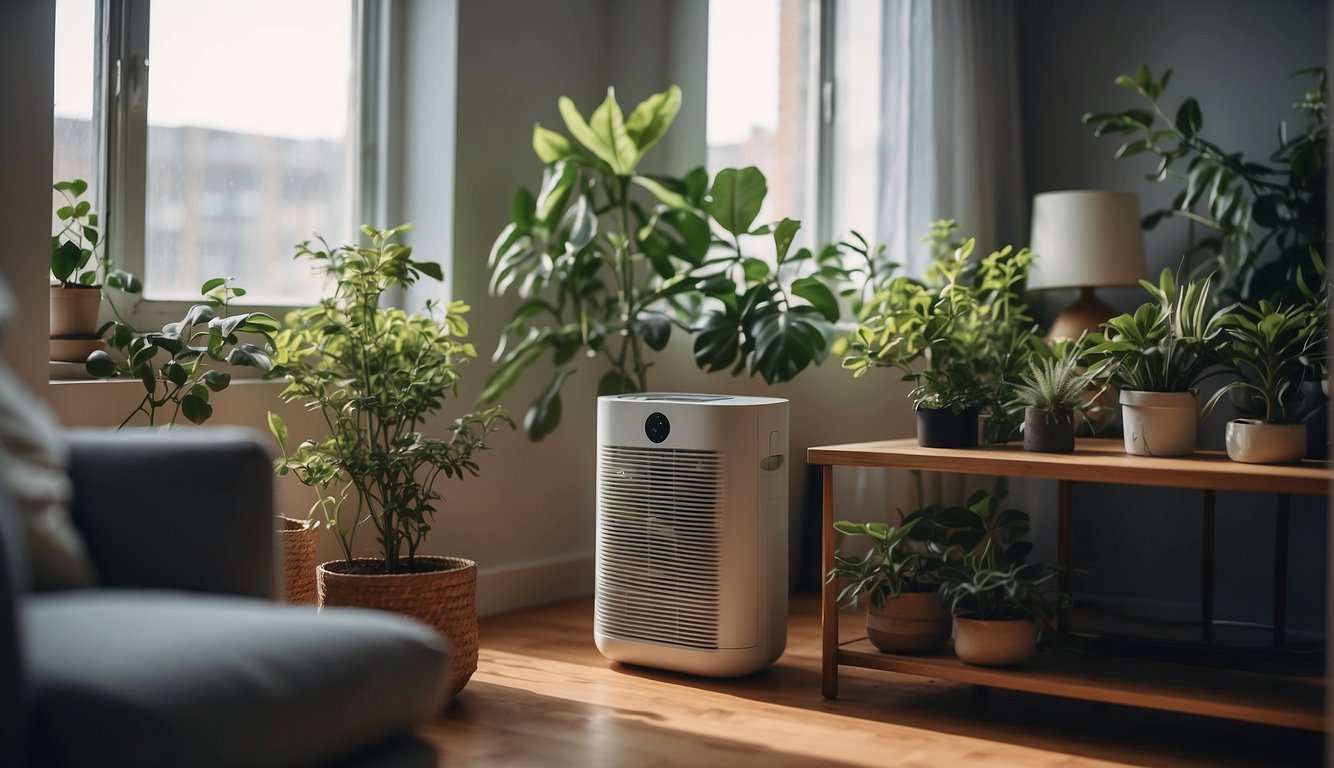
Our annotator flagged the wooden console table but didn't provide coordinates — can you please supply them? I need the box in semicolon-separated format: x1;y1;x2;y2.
809;437;1329;731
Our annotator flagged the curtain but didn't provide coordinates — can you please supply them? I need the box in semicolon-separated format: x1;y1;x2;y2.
875;0;1025;274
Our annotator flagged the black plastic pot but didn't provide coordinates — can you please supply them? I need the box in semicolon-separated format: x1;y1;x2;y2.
1023;407;1075;453
916;406;979;448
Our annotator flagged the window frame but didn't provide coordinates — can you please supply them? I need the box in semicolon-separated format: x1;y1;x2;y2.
96;0;393;329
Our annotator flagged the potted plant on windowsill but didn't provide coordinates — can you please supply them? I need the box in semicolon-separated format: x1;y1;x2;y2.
843;221;1038;447
1012;339;1106;453
827;506;950;654
1084;268;1230;456
934;489;1062;667
268;224;511;696
1203;273;1327;464
49;179;140;360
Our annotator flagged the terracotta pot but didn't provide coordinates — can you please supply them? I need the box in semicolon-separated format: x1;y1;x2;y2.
1119;390;1197;456
277;517;320;603
916;406;979;448
50;284;103;337
866;590;951;653
48;335;103;363
318;556;478;697
1225;419;1307;464
952;615;1036;667
1023;407;1075;453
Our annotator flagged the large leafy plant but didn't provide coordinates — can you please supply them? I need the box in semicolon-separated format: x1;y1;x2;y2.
842;221;1038;442
269;225;511;572
827;504;946;610
86;278;278;427
1084;268;1231;393
483;86;843;440
1084;65;1327;306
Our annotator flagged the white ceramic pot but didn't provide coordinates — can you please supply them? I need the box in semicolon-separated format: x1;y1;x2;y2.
1225;419;1307;464
952;616;1037;667
1119;390;1197;457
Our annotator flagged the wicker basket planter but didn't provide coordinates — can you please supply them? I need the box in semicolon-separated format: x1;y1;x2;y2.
317;556;478;697
278;517;320;604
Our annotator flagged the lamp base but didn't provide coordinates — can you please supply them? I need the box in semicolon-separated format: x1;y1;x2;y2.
1046;287;1116;342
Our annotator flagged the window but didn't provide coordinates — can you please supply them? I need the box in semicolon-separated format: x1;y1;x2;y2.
706;0;814;230
56;0;379;313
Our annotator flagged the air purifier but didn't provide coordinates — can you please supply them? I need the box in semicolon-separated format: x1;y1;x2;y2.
594;393;788;676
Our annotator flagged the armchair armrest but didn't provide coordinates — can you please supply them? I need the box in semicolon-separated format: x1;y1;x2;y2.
64;427;277;599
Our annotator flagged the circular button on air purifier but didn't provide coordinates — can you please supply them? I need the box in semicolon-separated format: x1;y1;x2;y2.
645;411;670;443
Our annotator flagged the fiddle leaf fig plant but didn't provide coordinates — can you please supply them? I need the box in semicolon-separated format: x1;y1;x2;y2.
1084;65;1326;306
269;224;511;573
484;85;844;441
85;278;278;427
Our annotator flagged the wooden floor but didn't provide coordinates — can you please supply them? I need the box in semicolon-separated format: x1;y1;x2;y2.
417;595;1324;767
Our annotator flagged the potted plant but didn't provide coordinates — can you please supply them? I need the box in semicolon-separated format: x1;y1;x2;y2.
1084;268;1231;456
843;221;1038;447
1203;283;1327;464
483;86;847;440
268;224;511;696
1012;339;1106;453
49;179;140;360
933;489;1061;667
827;508;950;654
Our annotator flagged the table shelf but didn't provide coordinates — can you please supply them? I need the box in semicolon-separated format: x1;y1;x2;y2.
810;437;1330;730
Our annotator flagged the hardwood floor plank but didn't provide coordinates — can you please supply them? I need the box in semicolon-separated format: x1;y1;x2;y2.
416;595;1322;766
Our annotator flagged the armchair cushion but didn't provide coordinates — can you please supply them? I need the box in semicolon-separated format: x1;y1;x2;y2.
24;590;449;768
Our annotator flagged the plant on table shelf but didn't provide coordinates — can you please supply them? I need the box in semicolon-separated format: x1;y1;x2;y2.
842;220;1039;445
483;85;846;440
84;278;278;428
1084;65;1326;307
935;489;1063;665
268;224;512;573
1012;338;1107;452
1085;268;1231;393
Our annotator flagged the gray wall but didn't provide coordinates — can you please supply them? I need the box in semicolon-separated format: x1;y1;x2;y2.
1017;0;1328;637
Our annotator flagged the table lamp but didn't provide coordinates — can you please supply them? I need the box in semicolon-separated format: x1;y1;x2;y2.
1028;190;1147;341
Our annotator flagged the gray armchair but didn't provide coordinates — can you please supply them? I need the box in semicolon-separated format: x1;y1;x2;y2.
2;428;449;768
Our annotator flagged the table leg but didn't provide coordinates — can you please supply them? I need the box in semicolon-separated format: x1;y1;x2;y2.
1274;494;1290;647
821;463;838;699
1202;490;1215;642
1057;480;1071;633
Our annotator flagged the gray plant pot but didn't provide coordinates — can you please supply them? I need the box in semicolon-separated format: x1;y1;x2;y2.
1023;407;1075;453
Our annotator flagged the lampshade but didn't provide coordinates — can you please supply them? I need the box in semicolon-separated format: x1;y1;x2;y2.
1027;190;1146;290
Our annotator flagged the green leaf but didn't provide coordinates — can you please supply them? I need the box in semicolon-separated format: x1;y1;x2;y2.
51;240;83;282
84;349;117;378
165;362;188;387
632;175;688;209
532;124;575;164
200;277;228;294
791;277;840;322
478;334;547;404
692;307;741;373
106;269;142;293
510;187;537;233
181;394;213;426
535;161;578;228
624;85;682;159
560;89;637;175
632;312;672;351
267;411;289;450
750;308;830;383
524;370;569;441
773;218;801;264
1175;97;1203;138
708;167;768;237
203;370;231;391
597;369;638;396
415;261;444;282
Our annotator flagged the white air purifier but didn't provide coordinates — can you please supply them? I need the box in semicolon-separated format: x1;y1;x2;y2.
594;393;788;677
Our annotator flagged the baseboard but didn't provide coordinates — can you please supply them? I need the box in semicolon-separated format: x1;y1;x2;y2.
477;551;594;617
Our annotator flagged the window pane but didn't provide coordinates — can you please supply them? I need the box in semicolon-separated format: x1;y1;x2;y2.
829;1;882;242
53;0;100;236
145;0;356;303
707;0;813;229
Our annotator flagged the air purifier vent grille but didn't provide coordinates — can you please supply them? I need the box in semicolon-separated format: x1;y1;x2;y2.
595;445;723;649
